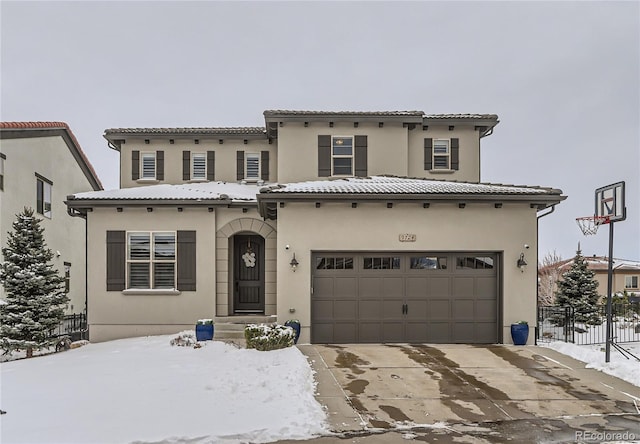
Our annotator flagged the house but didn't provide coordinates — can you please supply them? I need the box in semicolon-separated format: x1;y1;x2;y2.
0;122;103;315
65;110;566;344
539;256;640;304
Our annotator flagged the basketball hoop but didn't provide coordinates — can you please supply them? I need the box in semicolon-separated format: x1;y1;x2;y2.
576;216;609;236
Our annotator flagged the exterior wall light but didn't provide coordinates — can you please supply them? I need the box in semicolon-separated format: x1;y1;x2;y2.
517;253;528;271
290;253;299;272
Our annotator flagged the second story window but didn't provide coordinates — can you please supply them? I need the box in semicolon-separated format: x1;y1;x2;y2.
433;139;450;169
191;153;207;180
36;174;52;218
245;153;260;179
625;276;638;289
141;152;156;179
237;150;269;182
0;153;5;191
332;136;353;175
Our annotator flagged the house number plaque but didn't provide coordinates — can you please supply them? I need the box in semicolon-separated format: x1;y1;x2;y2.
399;233;416;242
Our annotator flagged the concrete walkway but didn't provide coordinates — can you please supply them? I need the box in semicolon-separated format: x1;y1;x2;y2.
293;344;640;443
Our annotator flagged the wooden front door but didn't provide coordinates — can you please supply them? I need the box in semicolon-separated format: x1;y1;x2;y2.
233;235;265;313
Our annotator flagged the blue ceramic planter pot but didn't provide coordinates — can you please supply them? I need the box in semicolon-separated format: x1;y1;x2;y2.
510;323;529;345
284;321;301;344
195;324;214;341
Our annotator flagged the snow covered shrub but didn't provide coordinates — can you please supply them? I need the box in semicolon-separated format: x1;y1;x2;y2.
170;331;197;347
244;323;294;351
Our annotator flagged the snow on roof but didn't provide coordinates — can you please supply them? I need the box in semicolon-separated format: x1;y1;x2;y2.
69;181;261;202
260;176;561;195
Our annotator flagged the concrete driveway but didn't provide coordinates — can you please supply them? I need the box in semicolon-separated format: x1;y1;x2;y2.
297;344;640;443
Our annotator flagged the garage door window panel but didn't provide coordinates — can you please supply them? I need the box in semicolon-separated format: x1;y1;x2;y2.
364;256;401;270
410;256;448;270
457;256;494;270
316;256;354;270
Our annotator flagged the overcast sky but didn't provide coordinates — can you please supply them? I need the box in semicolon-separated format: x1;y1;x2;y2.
1;1;638;262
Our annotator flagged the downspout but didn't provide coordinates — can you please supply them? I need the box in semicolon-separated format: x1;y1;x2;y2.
67;205;89;340
535;204;557;344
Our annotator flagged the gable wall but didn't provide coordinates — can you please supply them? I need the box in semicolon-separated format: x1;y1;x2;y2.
0;135;96;313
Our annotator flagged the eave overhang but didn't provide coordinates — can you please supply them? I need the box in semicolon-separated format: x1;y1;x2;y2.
257;192;566;220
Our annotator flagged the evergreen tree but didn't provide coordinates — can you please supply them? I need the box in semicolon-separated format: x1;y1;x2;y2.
0;208;68;357
554;248;601;325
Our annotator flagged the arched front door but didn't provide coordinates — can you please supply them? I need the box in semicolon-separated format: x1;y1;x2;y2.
233;234;265;313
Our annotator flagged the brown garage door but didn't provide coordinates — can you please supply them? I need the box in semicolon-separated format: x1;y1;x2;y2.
311;253;499;344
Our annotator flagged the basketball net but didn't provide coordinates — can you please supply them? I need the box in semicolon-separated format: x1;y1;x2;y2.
575;216;609;236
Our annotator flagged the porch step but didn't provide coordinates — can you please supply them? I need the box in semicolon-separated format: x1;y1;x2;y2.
213;315;278;342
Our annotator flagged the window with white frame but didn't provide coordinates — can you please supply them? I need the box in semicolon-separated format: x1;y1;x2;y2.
625;276;638;289
36;175;52;218
191;153;206;180
141;152;156;179
127;232;176;289
245;153;260;180
332;136;353;175
433;139;450;169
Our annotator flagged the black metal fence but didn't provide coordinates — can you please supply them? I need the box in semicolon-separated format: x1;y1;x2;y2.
537;303;640;345
49;313;87;342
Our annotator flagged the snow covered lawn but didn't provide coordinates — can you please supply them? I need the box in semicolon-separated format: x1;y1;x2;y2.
542;341;640;387
0;333;328;444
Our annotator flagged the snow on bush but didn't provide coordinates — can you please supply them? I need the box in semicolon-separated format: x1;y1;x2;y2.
169;330;197;347
245;323;295;351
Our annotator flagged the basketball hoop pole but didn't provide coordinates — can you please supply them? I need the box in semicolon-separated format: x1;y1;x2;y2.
605;222;614;363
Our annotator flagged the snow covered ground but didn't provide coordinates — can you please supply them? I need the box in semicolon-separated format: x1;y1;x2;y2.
0;333;328;444
542;341;640;387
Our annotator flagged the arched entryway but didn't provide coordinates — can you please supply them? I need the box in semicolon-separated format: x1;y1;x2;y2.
215;218;277;316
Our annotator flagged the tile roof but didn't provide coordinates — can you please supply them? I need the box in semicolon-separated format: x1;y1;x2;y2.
260;176;562;196
0;121;103;190
263;110;425;117
424;114;499;120
104;127;266;135
68;181;260;203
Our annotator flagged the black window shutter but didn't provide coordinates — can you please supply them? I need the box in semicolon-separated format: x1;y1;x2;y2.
106;231;126;291
354;135;368;177
318;135;331;177
451;138;459;170
261;151;270;181
182;151;190;180
177;231;196;291
207;151;215;181
236;151;244;180
156;151;164;180
424;139;433;170
132;151;140;180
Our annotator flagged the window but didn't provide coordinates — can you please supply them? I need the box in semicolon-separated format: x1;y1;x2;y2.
36;174;52;218
316;257;354;270
191;153;206;180
0;153;5;191
64;262;71;293
626;276;638;289
457;256;494;270
245;153;260;180
410;256;447;270
141;152;156;179
433;139;450;169
364;256;401;270
127;232;176;289
332;136;353;175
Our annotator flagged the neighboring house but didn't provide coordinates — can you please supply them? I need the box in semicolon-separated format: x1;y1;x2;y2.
0;122;103;315
65;110;565;345
539;256;640;304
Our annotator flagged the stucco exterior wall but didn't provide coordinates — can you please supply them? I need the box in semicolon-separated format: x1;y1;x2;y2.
86;207;217;342
274;202;538;344
408;125;481;183
119;138;276;188
0;136;95;313
593;270;640;301
276;121;410;183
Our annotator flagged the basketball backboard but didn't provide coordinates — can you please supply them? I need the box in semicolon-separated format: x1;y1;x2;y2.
595;181;626;222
